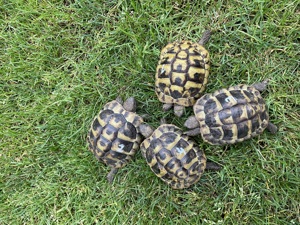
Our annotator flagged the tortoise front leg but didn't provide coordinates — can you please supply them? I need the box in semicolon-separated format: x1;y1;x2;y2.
174;104;184;117
184;128;201;136
252;79;270;92
163;103;173;111
123;97;137;112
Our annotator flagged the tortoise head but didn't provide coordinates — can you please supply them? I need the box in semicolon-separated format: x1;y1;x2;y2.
139;124;154;138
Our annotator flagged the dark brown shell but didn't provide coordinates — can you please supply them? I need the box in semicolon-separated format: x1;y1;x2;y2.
194;84;269;145
155;41;210;106
140;124;207;189
87;100;143;168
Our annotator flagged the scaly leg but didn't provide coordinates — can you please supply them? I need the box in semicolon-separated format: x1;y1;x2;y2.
267;122;278;134
107;168;118;183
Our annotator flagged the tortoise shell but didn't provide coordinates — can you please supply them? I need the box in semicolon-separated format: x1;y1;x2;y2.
155;41;210;107
87;100;143;169
140;124;207;189
194;84;270;145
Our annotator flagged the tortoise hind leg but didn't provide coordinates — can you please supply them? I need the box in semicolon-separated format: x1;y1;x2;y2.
205;161;222;171
107;168;118;183
267;122;278;134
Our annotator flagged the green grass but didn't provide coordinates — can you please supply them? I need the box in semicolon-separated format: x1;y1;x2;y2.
1;0;299;224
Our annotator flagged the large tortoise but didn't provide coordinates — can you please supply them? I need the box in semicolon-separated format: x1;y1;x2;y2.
139;121;220;189
87;97;144;183
155;30;211;117
184;80;278;145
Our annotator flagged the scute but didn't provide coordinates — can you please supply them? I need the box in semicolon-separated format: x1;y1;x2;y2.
156;148;172;164
204;98;218;114
96;134;112;154
237;120;250;139
99;109;114;123
155;40;210;107
194;84;270;145
140;124;207;189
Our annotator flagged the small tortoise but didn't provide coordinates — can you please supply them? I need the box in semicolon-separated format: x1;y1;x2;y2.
184;80;278;145
87;97;144;183
155;30;211;117
139;121;220;189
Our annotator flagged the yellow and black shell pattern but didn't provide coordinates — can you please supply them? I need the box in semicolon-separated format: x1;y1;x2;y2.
155;41;210;106
140;124;207;189
87;100;143;169
194;84;269;145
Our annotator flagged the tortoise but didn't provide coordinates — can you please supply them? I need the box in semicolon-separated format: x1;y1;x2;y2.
87;97;145;183
184;79;278;145
155;30;212;117
139;121;220;189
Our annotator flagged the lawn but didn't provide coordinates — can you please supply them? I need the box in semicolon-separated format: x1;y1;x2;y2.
0;0;299;224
